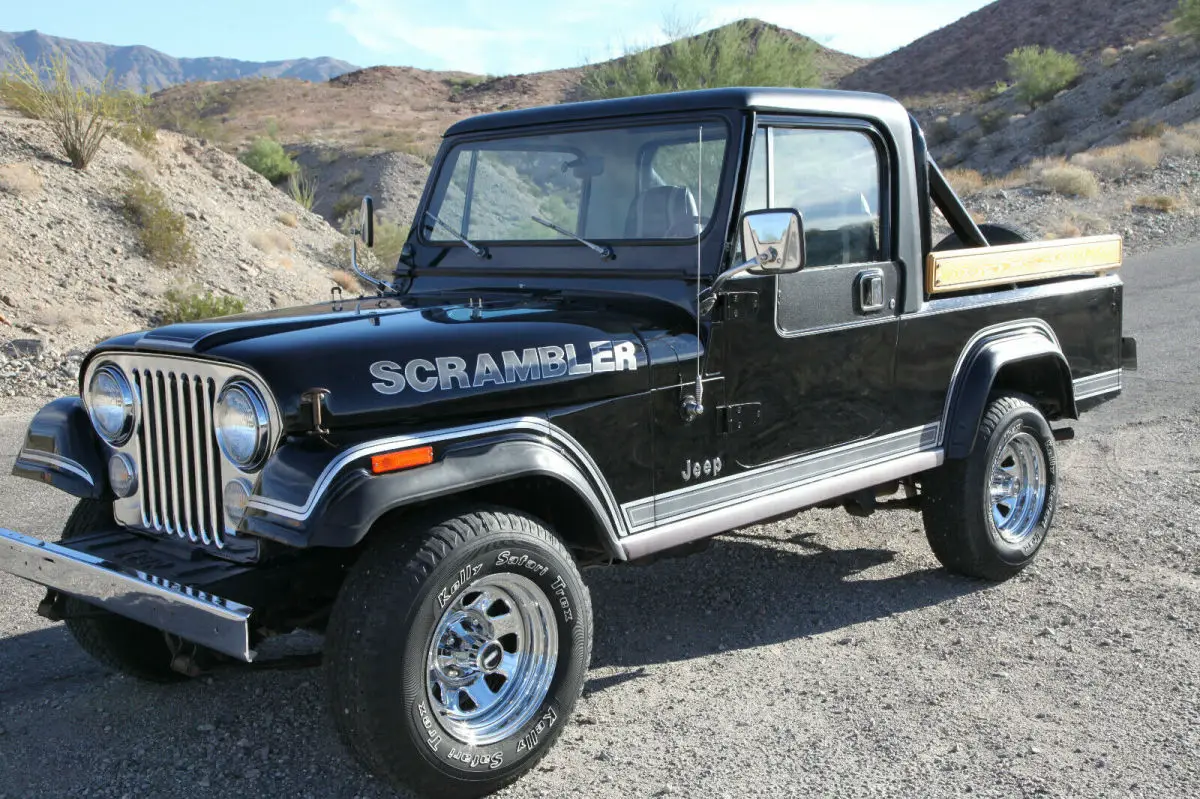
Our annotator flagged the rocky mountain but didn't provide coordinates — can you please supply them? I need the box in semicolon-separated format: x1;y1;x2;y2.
0;29;358;92
840;0;1180;97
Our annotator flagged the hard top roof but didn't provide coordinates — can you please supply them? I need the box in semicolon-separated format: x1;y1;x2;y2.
443;87;908;137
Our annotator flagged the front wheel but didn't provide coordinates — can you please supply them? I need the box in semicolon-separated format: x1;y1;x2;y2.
922;395;1058;580
325;506;592;798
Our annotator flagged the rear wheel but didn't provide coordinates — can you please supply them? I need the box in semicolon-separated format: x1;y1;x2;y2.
60;500;185;682
922;395;1058;580
325;505;592;798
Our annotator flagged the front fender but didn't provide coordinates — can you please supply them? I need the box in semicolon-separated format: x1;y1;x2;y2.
242;432;625;558
11;398;106;499
943;321;1075;459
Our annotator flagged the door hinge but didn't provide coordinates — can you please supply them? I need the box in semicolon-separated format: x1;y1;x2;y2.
720;291;759;321
721;402;762;433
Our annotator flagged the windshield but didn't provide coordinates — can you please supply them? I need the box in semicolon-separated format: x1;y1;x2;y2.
423;120;729;245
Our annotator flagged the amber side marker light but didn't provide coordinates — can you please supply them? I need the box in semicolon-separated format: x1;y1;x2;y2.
371;446;434;475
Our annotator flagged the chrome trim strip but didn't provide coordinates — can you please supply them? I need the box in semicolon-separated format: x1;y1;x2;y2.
15;450;95;486
247;417;628;535
938;318;1060;448
0;527;255;661
621;422;940;533
1073;369;1122;400
620;449;944;560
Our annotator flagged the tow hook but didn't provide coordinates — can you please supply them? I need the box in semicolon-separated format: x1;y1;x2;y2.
1053;426;1075;442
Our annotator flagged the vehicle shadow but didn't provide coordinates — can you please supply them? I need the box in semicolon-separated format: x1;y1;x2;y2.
584;530;987;671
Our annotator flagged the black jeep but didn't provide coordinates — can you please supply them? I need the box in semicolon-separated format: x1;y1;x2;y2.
0;88;1135;798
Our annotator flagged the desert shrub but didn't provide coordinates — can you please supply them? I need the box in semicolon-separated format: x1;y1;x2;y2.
332;193;360;222
122;173;195;266
1100;47;1121;68
239;137;297;183
1167;76;1196;102
1072;139;1163;179
1048;212;1109;239
977;109;1010;135
1163;126;1200;156
1124;118;1167;140
582;18;820;99
1133;194;1181;212
1037;163;1100;198
0;51;144;169
1181;0;1200;37
276;212;299;228
161;289;245;324
925;117;955;147
1005;46;1080;107
335;215;410;278
944;168;985;196
248;229;293;253
331;270;361;293
339;168;364;188
0;163;42;196
287;168;317;210
1040;105;1074;144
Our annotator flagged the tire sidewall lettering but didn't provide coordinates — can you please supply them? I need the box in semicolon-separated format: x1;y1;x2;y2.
403;539;585;778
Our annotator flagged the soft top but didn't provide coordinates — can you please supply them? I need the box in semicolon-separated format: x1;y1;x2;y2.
443;87;908;137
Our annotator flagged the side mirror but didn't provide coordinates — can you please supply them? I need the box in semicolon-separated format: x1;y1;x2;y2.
358;196;375;248
741;208;805;275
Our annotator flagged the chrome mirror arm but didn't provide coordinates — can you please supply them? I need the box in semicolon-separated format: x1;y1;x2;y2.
351;236;391;294
697;247;778;315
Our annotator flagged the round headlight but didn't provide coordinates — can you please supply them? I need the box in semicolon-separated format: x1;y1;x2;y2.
86;365;135;444
215;382;270;469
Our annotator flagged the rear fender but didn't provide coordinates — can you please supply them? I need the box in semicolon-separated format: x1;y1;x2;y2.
943;320;1075;459
12;398;106;499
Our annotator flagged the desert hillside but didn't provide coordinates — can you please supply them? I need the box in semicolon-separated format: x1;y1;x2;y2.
0;108;349;401
0;29;357;91
840;0;1179;96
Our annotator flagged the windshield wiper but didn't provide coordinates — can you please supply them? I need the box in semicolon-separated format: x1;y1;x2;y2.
425;211;489;259
531;216;614;260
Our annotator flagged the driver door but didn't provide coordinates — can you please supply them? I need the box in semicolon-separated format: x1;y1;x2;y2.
721;120;902;468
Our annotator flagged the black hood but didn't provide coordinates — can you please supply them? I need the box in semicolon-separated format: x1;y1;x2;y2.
95;291;697;432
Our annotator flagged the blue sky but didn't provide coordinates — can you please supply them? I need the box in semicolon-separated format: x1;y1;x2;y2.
5;0;993;75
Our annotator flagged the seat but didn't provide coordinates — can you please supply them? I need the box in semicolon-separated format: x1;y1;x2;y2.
624;186;699;239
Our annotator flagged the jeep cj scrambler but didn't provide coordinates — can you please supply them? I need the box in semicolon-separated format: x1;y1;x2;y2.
0;89;1136;797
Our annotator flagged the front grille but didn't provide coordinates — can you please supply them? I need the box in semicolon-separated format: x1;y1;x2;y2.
131;368;228;549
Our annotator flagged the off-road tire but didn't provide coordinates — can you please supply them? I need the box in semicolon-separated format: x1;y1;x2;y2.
922;395;1058;581
60;499;185;682
325;506;592;799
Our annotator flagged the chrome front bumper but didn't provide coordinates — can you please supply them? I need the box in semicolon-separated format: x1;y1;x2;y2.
0;528;255;661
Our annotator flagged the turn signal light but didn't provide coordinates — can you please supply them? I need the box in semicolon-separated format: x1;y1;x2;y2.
371;446;434;475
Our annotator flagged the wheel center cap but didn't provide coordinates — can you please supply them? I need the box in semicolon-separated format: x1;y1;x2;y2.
478;642;503;672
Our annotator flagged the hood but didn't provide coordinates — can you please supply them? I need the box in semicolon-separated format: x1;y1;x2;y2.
96;291;697;432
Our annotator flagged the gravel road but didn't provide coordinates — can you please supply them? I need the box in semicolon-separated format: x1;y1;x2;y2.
1;247;1197;798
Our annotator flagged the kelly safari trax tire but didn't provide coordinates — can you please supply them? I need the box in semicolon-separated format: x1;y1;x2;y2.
921;395;1058;581
60;499;186;683
324;506;593;799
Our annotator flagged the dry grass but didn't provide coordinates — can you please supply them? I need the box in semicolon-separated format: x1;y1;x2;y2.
944;167;985;196
1035;161;1100;198
122;173;195;266
1162;126;1200;157
248;229;294;253
1047;212;1110;239
275;212;299;228
0;163;42;196
331;270;361;293
1070;139;1162;180
1132;194;1183;213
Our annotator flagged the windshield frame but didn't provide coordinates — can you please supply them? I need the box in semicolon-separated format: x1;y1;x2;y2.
409;110;742;276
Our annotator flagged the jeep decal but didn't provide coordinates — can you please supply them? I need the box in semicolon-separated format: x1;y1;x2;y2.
369;340;637;395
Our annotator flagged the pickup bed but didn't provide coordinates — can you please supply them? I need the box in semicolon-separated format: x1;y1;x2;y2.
0;87;1136;798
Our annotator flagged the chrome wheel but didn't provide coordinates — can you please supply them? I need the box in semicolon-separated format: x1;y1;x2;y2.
988;431;1048;545
426;573;558;745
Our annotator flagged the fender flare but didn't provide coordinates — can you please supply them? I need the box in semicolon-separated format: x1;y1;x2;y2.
11;397;106;499
253;435;627;559
942;320;1076;459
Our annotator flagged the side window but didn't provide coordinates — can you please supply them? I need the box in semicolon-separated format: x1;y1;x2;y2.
772;128;882;267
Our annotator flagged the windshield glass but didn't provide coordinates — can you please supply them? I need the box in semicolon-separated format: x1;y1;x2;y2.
423;120;729;245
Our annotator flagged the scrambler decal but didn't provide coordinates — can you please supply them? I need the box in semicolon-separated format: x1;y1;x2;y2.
369;340;638;395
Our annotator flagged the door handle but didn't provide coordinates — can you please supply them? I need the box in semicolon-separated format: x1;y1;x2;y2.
856;268;885;313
